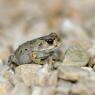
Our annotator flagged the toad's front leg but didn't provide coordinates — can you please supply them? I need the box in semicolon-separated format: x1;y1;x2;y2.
29;51;53;65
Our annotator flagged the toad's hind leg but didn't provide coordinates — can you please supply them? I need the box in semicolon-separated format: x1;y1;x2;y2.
8;54;18;71
8;55;18;66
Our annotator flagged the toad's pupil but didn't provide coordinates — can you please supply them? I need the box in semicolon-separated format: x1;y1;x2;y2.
47;39;54;45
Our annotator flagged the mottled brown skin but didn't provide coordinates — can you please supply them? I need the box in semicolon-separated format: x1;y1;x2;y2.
8;33;61;68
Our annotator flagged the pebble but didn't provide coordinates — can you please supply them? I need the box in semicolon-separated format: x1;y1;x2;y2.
31;86;42;95
56;80;72;95
70;80;95;95
41;86;56;95
63;45;90;66
15;64;58;87
15;64;42;87
31;86;56;95
81;67;95;82
0;76;13;95
58;65;89;81
9;83;30;95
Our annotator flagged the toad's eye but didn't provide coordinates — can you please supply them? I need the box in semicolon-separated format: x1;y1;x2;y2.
46;39;54;45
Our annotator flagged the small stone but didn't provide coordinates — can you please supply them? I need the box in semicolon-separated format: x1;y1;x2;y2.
55;93;63;95
81;67;95;81
47;70;58;86
9;83;30;95
1;66;15;84
63;45;90;66
35;65;58;86
15;64;42;87
58;65;89;81
70;80;95;95
1;66;10;80
56;80;72;95
41;86;56;95
31;86;56;95
81;67;93;71
31;86;42;95
15;64;58;87
0;76;13;95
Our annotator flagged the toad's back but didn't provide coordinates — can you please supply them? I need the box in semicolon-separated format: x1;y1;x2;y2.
14;40;34;64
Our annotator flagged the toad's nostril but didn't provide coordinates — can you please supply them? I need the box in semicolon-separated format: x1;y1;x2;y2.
55;44;58;47
57;37;61;41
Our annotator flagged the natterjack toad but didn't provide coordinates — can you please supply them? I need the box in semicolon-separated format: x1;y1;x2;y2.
8;33;62;68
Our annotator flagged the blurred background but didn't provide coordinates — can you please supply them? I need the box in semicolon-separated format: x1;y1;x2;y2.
0;0;95;62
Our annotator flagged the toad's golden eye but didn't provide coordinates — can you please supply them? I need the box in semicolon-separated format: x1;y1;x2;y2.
46;38;54;45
